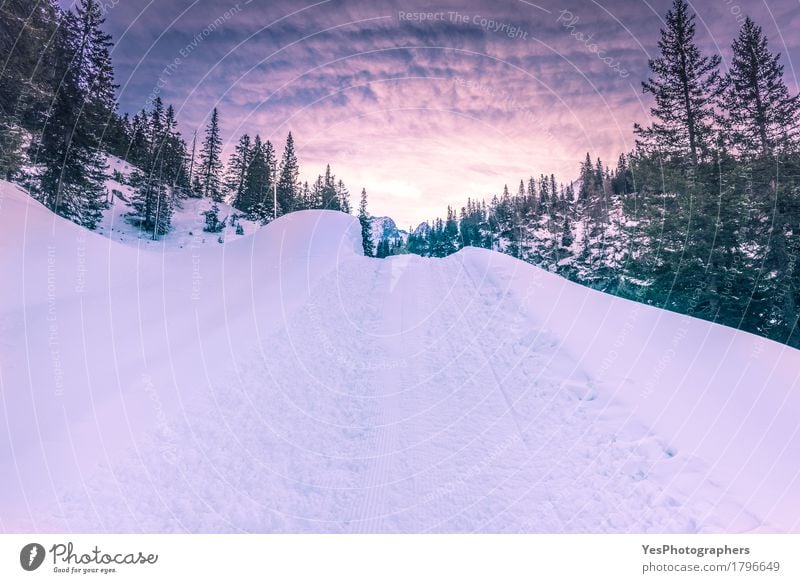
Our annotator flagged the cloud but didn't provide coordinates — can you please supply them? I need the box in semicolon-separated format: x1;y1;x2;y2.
92;0;800;223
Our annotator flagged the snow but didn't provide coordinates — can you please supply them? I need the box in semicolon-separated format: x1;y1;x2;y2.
1;178;799;533
369;215;408;253
412;221;430;237
97;155;262;249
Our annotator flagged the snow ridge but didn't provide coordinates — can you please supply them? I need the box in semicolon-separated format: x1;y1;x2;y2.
1;187;798;533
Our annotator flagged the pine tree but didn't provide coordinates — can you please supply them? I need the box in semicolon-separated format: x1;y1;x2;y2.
719;17;800;342
244;136;275;221
187;129;198;195
128;110;149;167
203;201;224;233
320;164;339;210
104;110;130;159
375;238;389;258
336;179;351;213
443;205;460;255
611;153;634;195
161;104;190;196
262;139;277;211
75;0;117;136
148;97;165;150
128;98;186;236
0;119;25;181
276;132;300;214
724;17;800;157
131;166;172;238
150;160;173;238
578;153;594;200
635;0;723;165
560;214;573;248
0;0;60;139
358;188;374;256
198;107;223;200
300;181;312;209
34;2;114;229
228;133;253;208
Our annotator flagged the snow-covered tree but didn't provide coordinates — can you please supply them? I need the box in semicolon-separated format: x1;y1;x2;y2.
245;136;277;222
358;188;374;257
34;1;115;229
198;107;223;200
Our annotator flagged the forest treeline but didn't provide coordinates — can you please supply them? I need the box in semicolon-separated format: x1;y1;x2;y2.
0;0;354;239
402;1;800;348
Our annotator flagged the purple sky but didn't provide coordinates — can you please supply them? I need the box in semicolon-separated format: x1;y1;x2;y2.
78;0;800;226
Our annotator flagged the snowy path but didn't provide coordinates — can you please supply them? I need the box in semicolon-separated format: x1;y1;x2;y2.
49;253;761;533
3;192;796;532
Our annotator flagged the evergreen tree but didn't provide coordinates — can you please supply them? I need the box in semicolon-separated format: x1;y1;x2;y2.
228;133;253;208
0;0;59;176
128;111;150;167
161;105;190;196
336;179;351;213
150;161;173;239
148;97;165;149
198;107;223;200
560;214;574;248
358;188;374;257
376;238;390;258
128;99;187;236
276;132;300;214
611;154;634;195
34;2;114;229
309;174;325;210
104;109;130;159
203;201;224;233
635;0;723;165
262;139;277;211
0;119;25;181
130;167;172;237
723;17;800;157
443;205;460;255
187;129;198;195
578;153;594;200
75;0;117;135
319;164;340;210
0;0;60;136
244;136;276;221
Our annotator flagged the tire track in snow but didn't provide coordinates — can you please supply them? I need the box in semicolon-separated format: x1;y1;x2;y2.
446;257;533;453
449;252;753;533
352;255;445;532
451;253;678;532
350;258;399;532
394;257;538;531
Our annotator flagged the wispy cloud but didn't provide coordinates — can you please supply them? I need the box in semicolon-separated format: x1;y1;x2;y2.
89;0;800;225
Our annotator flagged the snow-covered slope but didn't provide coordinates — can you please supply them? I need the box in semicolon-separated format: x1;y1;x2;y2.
370;216;408;247
1;179;799;533
370;217;408;254
99;156;261;249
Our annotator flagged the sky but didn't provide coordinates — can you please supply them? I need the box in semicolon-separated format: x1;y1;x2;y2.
73;0;800;226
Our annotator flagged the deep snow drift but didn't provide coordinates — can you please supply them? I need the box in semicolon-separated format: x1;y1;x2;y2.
1;180;799;533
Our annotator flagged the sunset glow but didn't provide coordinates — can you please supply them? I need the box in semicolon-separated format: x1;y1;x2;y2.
93;0;800;225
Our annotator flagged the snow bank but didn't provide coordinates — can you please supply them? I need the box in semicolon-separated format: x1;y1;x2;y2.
1;181;798;533
457;246;800;532
0;181;362;530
